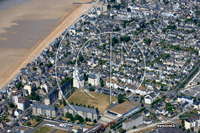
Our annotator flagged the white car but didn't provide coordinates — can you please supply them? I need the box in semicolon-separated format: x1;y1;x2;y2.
46;124;55;127
67;124;73;127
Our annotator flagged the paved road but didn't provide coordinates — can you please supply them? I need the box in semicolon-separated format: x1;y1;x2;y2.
127;109;188;133
127;120;171;133
161;61;200;97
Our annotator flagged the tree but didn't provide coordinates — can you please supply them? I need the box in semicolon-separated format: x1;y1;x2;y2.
26;121;31;126
119;129;126;133
63;99;66;106
100;79;104;87
8;102;15;108
93;119;97;123
30;92;40;101
118;94;125;103
139;22;146;28
120;36;131;42
127;8;131;12
47;62;53;68
16;82;23;89
59;100;62;105
198;130;200;133
144;38;152;45
79;54;84;62
182;127;186;131
187;129;190;132
75;114;84;123
179;125;182;129
112;37;119;45
191;127;194;131
107;4;111;10
84;74;89;81
65;112;74;121
89;87;95;91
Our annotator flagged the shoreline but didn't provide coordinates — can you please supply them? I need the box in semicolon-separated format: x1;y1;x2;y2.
0;3;93;89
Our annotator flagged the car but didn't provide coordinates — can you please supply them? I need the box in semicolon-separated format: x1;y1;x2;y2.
66;124;73;127
46;124;55;127
59;124;63;127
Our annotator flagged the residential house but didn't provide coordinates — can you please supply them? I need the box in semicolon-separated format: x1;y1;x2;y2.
185;114;200;129
144;92;158;104
12;90;23;104
16;97;30;111
88;73;100;86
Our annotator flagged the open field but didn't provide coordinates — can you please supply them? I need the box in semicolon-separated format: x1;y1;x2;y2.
55;129;68;133
135;126;157;133
34;126;54;133
67;89;118;114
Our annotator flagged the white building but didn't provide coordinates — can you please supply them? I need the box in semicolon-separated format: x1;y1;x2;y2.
12;90;23;104
88;73;100;86
177;96;193;105
24;85;32;95
144;92;157;104
73;68;84;88
40;84;49;93
73;75;84;88
16;97;30;111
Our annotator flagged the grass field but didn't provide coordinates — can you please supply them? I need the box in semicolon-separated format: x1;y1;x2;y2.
67;89;118;114
55;129;68;133
34;126;54;133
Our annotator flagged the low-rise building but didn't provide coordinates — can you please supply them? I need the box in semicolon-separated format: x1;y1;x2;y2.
177;96;193;105
64;105;99;120
144;92;157;104
185;114;200;129
32;103;58;118
12;90;23;104
16;97;30;111
122;114;143;130
88;73;100;86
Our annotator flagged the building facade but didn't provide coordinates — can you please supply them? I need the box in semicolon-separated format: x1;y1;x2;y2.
32;103;58;118
88;73;100;86
16;97;30;111
64;105;99;120
122;114;143;130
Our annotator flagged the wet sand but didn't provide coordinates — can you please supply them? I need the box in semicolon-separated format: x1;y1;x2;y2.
0;0;93;89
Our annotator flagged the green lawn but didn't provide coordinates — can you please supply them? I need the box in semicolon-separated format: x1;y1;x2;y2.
34;126;54;133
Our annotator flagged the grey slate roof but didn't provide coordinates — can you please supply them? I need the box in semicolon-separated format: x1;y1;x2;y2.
65;105;99;114
33;103;57;111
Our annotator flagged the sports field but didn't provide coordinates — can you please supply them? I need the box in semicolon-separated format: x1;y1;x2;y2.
67;89;118;115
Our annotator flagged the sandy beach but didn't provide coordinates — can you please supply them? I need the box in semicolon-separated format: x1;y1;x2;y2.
0;0;93;89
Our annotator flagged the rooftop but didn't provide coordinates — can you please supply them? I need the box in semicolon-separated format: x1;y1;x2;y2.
33;103;57;111
18;97;29;103
65;105;99;114
109;101;139;115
